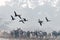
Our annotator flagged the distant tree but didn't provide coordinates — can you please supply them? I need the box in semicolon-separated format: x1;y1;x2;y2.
52;31;58;38
57;31;60;36
18;28;23;38
39;31;43;38
27;31;30;38
34;31;39;38
19;30;23;37
14;30;19;38
10;31;13;37
42;32;47;38
10;30;15;38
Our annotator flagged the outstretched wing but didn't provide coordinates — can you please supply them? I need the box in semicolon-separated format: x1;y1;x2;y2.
40;22;42;26
14;11;17;17
19;20;24;23
11;15;15;20
18;15;21;19
45;17;50;22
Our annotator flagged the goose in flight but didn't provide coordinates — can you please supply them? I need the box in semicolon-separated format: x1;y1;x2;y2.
11;15;15;20
14;11;21;19
38;19;43;26
45;17;50;22
23;18;28;21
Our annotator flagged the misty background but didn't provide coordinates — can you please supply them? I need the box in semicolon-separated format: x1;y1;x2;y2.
0;0;60;33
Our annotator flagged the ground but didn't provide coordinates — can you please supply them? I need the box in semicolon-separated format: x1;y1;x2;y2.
0;37;60;40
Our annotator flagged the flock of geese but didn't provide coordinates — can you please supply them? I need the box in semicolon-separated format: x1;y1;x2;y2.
38;17;50;26
11;11;28;23
11;11;51;26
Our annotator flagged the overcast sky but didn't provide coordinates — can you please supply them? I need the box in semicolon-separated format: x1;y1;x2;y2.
0;0;60;33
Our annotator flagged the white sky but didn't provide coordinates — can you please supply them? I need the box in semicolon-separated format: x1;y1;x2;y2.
0;0;60;33
0;0;58;7
0;0;10;6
